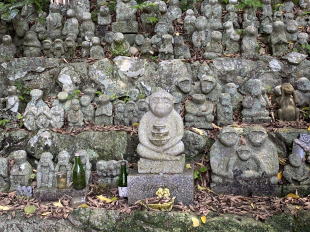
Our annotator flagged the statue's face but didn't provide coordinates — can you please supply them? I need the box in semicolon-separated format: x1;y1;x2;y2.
177;79;191;93
247;129;267;147
219;131;239;147
71;102;80;111
201;80;215;94
237;146;251;161
250;87;262;96
289;154;302;167
150;96;173;117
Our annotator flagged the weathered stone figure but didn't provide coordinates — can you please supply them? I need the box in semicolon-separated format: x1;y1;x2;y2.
42;39;53;57
23;31;41;57
223;21;240;55
277;83;299;121
90;37;105;59
62;9;79;40
55;151;72;186
200;75;221;103
9;150;33;191
80;95;94;122
295;77;310;107
203;31;223;59
0;35;16;62
271;21;289;57
96;160;127;185
98;5;111;26
137;90;185;173
50;99;65;128
79;12;95;40
284;152;310;185
52;39;65;58
241;26;258;58
217;93;233;126
185;94;214;129
114;100;126;125
95;94;113;125
124;101;138;126
192;16;207;48
46;4;63;40
242;79;271;123
137;99;149;121
184;9;196;36
77;150;92;184
0;158;9;192
37;152;55;188
67;99;84;127
1;86;19;113
112;0;138;33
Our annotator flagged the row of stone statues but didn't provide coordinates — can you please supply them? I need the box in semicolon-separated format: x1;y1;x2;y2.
0;0;309;61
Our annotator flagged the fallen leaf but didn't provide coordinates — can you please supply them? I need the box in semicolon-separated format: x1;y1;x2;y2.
201;215;207;224
286;193;300;199
250;203;255;209
53;200;64;208
24;205;37;214
277;172;283;180
185;163;192;169
97;195;117;203
192;216;200;227
78;203;89;208
132;122;139;127
0;205;11;211
197;185;207;191
41;212;52;216
211;123;221;129
191;128;205;136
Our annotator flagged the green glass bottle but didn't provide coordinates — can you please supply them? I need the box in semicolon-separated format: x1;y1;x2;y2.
72;153;86;190
118;161;128;198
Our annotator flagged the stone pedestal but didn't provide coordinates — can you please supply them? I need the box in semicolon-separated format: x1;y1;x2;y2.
34;187;88;201
128;169;194;205
138;154;185;174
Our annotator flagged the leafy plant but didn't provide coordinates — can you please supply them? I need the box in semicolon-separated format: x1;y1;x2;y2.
67;90;81;100
236;0;262;9
194;166;208;180
146;16;159;24
95;90;104;96
301;106;310;120
15;81;31;103
132;1;158;10
0;0;49;22
0;119;10;127
301;43;310;53
220;0;230;4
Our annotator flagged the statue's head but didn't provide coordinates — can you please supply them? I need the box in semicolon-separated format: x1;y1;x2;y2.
30;89;43;101
177;78;192;93
281;83;294;95
42;40;52;49
246;79;262;96
8;86;17;95
2;35;12;45
137;99;149;110
247;126;267;147
11;150;27;165
58;151;70;163
40;152;53;163
66;9;75;18
200;75;216;94
219;93;231;105
296;77;310;92
80;95;92;106
71;99;80;111
223;82;238;95
65;37;75;47
288;154;302;167
218;126;240;147
115;100;125;112
236;145;251;161
149;90;174;117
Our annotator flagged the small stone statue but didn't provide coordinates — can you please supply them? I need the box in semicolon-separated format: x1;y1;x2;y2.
277;83;299;121
242;79;271;123
224;0;239;29
137;99;149;121
79;12;95;41
294;77;310;107
222;82;243;110
192;16;207;48
64;37;76;59
271;21;289;57
286;14;298;42
95;94;113;125
98;5;111;26
174;35;191;59
176;77;192;94
159;34;174;60
113;0;138;33
55;151;72;187
52;39;65;58
199;75;221;103
32;12;47;41
223;21;240;55
96;160;127;185
260;0;273;34
137;90;185;173
1;86;19;113
50;99;65;128
46;4;63;40
110;32;130;56
62;9;79;41
77;150;92;185
114;100;126;125
185;94;214;129
0;158;9;192
81;41;91;58
37;152;54;188
202;0;222;30
9;150;33;191
135;34;154;56
42;39;53;58
241;25;258;58
283;133;310;184
80;95;94;123
217;93;233;126
23;31;41;57
67;99;84;127
90;37;105;59
184;9;196;36
243;5;259;28
203;31;223;59
0;35;16;62
167;0;182;21
124;101;138;126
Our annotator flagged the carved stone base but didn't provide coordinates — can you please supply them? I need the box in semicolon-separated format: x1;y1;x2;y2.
138;154;185;174
128;169;194;205
34;187;88;201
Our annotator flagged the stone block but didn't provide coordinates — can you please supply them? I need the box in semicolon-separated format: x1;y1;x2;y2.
34;187;88;201
112;21;138;33
138;154;185;174
128;169;194;205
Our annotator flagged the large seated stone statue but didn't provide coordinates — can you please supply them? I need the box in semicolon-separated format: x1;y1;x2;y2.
137;90;185;173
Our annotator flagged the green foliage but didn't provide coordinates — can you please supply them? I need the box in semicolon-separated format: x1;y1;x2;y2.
301;43;310;53
272;3;283;11
301;106;310;120
132;1;158;10
0;119;10;127
146;16;159;24
91;10;99;23
194;166;207;180
303;11;310;15
111;43;129;56
95;90;104;96
67;90;81;100
15;81;31;103
236;0;262;9
137;93;146;99
220;0;230;4
0;0;49;22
